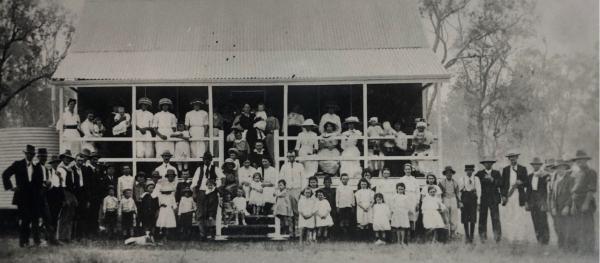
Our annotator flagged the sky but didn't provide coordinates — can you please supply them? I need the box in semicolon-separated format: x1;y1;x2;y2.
60;0;598;55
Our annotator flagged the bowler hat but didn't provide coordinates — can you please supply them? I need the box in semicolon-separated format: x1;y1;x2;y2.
37;148;48;156
505;150;520;158
571;150;591;161
530;157;543;165
160;150;173;157
442;166;456;175
203;151;213;159
24;145;35;154
59;150;74;160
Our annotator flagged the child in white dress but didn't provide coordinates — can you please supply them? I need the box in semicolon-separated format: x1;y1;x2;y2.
354;179;374;230
298;188;317;243
112;106;131;136
315;189;333;241
422;186;447;243
156;186;177;241
372;193;391;245
248;173;264;215
233;188;248;225
390;183;411;244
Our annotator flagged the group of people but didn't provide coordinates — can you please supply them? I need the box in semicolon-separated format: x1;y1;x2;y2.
3;137;596;252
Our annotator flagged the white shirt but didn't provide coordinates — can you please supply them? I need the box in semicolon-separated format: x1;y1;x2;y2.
185;110;209;127
341;129;362;150
49;168;66;188
374;178;396;201
135;109;154;129
336;184;355;208
117;175;135;200
57;109;80;131
238;166;257;186
154;162;178;179
80;119;95;137
178;196;196;215
153;111;177;129
459;174;481;204
260;166;278;203
119;197;137;213
279;161;305;189
399;175;419;196
190;163;224;191
319;113;341;134
294;131;319;153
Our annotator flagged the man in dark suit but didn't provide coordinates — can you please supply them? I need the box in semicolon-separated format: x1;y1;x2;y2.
475;157;503;243
525;157;550;245
2;145;45;247
69;153;93;239
35;148;60;245
501;151;528;206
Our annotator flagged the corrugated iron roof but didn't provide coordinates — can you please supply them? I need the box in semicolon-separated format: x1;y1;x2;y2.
54;0;450;82
54;49;448;81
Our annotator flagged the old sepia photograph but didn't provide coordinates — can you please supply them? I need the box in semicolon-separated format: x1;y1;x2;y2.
0;0;598;262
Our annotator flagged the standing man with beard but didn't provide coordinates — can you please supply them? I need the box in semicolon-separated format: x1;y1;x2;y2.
2;145;45;247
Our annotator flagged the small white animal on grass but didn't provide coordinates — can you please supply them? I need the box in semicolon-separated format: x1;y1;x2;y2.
124;234;155;246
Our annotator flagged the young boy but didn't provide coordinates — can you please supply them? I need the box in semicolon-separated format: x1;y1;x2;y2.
140;181;158;238
176;169;192;202
178;187;196;240
102;186;119;238
133;172;146;235
119;188;138;237
319;176;337;239
336;173;355;239
198;179;219;240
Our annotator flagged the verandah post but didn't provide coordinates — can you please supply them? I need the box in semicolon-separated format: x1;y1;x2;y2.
131;86;137;176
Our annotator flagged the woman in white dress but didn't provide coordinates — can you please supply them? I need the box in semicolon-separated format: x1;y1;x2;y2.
295;119;319;177
57;98;81;153
340;116;363;178
153;98;177;155
500;157;535;243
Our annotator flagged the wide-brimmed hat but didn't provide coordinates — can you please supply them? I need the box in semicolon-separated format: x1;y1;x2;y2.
571;150;592;161
224;158;235;164
59;150;75;160
23;145;35;154
416;121;427;128
203;151;213;159
368;117;379;124
138;97;152;106
190;98;204;105
464;164;475;171
160;150;173;157
480;157;496;164
165;169;177;177
442;166;456;175
80;148;91;158
505;150;520;158
158;98;173;107
544;158;556;168
530;157;543;165
48;155;61;164
36;148;48;156
301;119;317;127
344;116;360;124
555;159;571;169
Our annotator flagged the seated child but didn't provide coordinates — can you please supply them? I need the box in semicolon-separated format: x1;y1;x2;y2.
274;180;293;235
221;191;236;225
112;106;131;136
177;187;196;240
232;188;249;225
102;186;119;238
119;188;138;237
248;173;264;215
232;128;250;160
92;117;106;137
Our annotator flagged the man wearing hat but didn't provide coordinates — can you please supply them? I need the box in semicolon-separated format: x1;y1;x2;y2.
500;150;530;242
35;148;60;245
474;157;503;242
569;150;597;252
2;145;46;247
70;153;93;239
191;151;224;193
438;166;461;238
55;150;78;242
525;157;550;245
56;98;82;154
185;98;209;158
458;164;481;243
548;159;575;250
154;150;178;179
319;102;341;134
135;97;155;158
153;98;177;156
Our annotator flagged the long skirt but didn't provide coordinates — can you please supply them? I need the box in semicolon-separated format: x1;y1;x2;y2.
298;146;318;177
62;129;81;154
189;126;206;158
340;146;362;178
155;128;175;155
136;130;155;158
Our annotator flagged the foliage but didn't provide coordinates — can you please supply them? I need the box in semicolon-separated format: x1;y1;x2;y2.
0;0;74;113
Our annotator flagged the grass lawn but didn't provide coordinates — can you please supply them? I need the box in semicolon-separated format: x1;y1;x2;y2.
0;238;597;263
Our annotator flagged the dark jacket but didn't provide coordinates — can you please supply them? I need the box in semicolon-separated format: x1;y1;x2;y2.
197;190;219;220
525;171;549;208
475;169;503;205
549;173;575;213
2;159;44;206
502;165;529;206
140;193;158;228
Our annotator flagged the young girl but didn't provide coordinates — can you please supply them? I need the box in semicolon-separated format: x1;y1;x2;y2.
102;186;119;238
421;173;442;200
178;187;196;240
274;180;293;235
232;128;251;161
248;173;264;215
171;123;191;161
255;103;268;122
372;193;391;245
422;186;447;243
298;188;317;243
119;188;138;237
233;188;248;225
390;183;411;244
307;176;319;191
355;179;374;232
315;189;334;241
156;185;177;241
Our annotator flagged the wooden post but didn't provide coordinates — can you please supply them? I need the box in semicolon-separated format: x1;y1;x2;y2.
131;86;137;177
436;82;443;173
283;84;288;163
274;130;280;171
208;85;214;156
218;130;224;166
362;83;368;171
58;87;64;152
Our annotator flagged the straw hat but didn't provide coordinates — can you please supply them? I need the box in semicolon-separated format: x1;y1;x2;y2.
138;97;152;106
505;150;520;158
190;98;204;105
301;119;317;127
480;156;496;164
344;116;360;124
442;166;456;175
544;158;556;168
158;98;173;107
160;150;173;157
